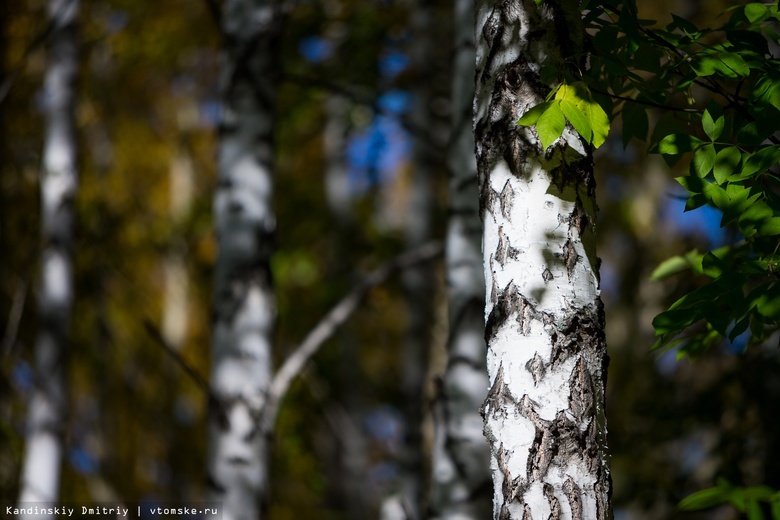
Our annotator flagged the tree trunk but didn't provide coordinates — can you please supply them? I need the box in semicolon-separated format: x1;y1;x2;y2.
428;0;492;517
207;1;279;518
473;1;612;518
383;3;436;519
17;0;79;512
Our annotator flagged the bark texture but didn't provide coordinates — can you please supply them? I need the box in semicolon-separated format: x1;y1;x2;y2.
428;0;492;517
207;1;279;518
17;0;79;512
474;1;611;518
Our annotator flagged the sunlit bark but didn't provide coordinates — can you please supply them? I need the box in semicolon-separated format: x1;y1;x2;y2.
428;0;492;517
207;1;279;518
17;0;79;514
474;1;612;518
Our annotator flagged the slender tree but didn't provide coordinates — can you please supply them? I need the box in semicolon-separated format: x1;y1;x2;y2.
395;1;436;517
206;1;280;518
428;0;492;517
473;1;611;518
17;0;78;512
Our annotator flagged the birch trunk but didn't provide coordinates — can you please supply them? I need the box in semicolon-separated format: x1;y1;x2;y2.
428;0;491;517
473;1;612;518
17;0;78;512
207;1;279;518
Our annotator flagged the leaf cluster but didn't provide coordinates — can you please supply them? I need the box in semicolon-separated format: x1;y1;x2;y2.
582;0;780;356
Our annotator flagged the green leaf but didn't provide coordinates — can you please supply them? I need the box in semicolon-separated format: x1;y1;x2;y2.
745;3;771;23
517;101;552;126
702;251;727;279
702;105;724;141
702;181;730;210
758;217;780;236
742;146;780;177
691;55;720;76
719;52;751;77
651;255;690;280
739;200;774;237
747;499;764;520
557;84;593;141
771;497;780;519
714;146;742;183
693;144;717;177
750;75;780;111
536;101;566;150
679;484;732;511
654;134;704;154
653;308;700;335
555;82;610;148
621;102;648;148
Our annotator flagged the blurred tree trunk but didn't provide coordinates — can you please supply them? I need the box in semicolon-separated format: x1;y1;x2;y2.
17;0;79;512
207;1;279;518
384;3;435;519
323;93;370;520
428;0;491;517
473;1;611;518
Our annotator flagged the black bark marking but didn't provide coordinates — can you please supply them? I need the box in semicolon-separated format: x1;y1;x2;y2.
563;239;579;278
569;358;594;423
545;483;561;519
564;477;583;520
496;230;509;267
549;305;605;370
500;179;515;220
525;353;546;385
542;268;554;283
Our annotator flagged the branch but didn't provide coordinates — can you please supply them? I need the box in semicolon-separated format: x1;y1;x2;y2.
2;278;27;357
142;320;217;404
261;240;443;435
282;72;443;151
0;0;76;105
589;86;700;113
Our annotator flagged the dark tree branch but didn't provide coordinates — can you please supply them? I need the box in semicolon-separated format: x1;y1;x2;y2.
0;0;77;105
589;85;700;113
282;72;443;151
1;278;27;357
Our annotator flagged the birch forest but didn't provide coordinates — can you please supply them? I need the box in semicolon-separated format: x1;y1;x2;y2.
2;0;780;519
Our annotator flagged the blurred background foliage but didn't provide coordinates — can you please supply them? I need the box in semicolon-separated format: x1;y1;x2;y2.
1;0;779;519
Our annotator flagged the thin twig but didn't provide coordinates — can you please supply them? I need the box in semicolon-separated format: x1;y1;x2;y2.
283;72;442;151
589;85;700;113
143;320;215;401
0;0;77;105
2;279;27;357
261;240;443;435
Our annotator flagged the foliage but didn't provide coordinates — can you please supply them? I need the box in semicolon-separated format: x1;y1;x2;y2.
578;0;780;357
579;0;780;513
516;81;610;150
679;479;780;519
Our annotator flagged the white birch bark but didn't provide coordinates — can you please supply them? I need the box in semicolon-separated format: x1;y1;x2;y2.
428;0;492;517
474;1;611;518
207;1;278;518
17;0;78;513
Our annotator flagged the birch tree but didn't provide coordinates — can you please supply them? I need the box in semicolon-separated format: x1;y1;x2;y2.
17;0;78;512
428;0;491;517
207;1;279;518
474;1;612;518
